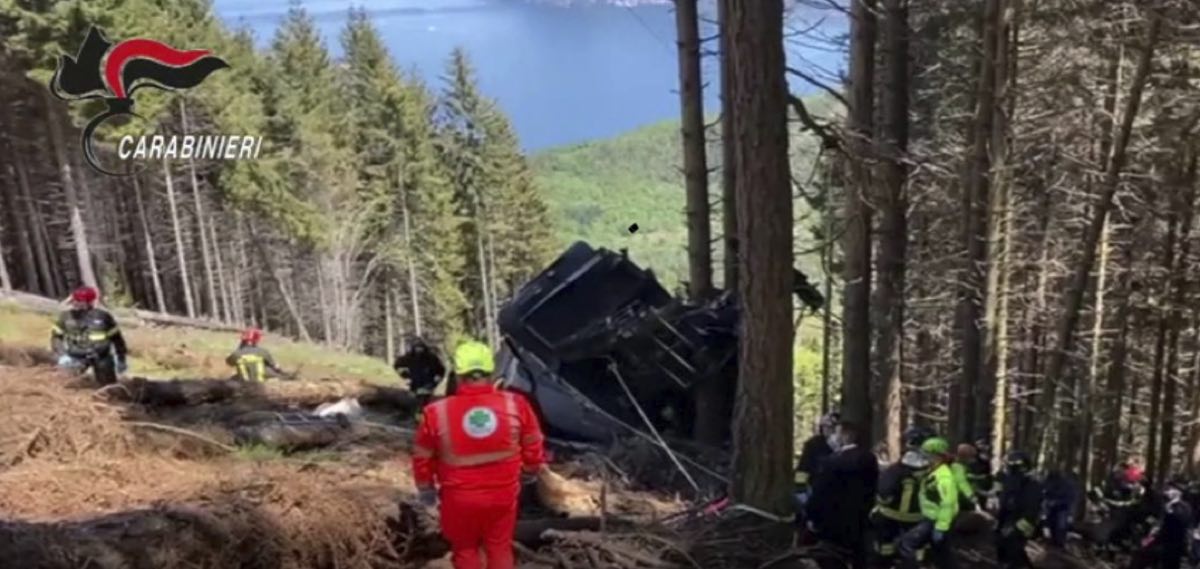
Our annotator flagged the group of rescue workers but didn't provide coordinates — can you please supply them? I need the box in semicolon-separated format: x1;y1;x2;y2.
795;412;1200;569
49;286;542;569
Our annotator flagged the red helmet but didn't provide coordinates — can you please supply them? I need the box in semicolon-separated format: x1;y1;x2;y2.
71;286;99;305
241;328;263;345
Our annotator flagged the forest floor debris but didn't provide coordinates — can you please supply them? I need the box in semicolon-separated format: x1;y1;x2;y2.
0;362;724;568
0;359;1109;569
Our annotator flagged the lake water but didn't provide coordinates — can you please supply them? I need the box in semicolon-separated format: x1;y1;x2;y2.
213;0;845;150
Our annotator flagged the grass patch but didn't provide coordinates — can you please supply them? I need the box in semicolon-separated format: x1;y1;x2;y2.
234;444;286;462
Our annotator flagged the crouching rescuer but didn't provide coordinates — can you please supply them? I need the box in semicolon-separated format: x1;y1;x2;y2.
226;328;286;382
411;340;548;569
50;286;128;385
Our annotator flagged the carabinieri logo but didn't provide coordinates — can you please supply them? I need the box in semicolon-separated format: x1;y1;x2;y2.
49;26;234;176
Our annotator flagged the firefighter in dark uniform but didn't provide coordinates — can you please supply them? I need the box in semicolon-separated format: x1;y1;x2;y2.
796;412;840;541
1042;469;1080;548
393;336;447;403
226;328;285;382
994;451;1042;569
1182;479;1200;567
967;438;997;507
1131;479;1193;569
808;420;879;569
50;286;128;385
1099;462;1145;554
872;449;931;568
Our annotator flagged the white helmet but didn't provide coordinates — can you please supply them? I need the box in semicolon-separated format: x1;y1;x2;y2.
901;450;931;470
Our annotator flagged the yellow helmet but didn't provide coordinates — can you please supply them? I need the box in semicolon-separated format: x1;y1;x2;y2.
454;340;495;375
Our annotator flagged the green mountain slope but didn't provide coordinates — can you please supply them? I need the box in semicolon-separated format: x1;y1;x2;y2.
532;120;692;286
532;96;838;288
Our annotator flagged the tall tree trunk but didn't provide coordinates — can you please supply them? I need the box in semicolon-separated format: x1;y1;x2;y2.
1087;36;1128;482
1147;208;1179;481
1156;146;1197;485
726;0;793;513
982;0;1019;450
248;221;312;342
0;115;35;294
234;214;251;326
1189;316;1200;476
1020;185;1052;455
677;0;713;303
132;176;167;313
210;215;234;324
401;182;424;337
992;196;1013;465
956;0;1001;443
0;183;11;290
821;171;835;415
162;158;196;318
385;275;396;365
475;210;496;347
181;101;219;320
841;0;877;432
1078;218;1111;481
1098;249;1134;487
487;228;501;345
2;162;38;294
1037;12;1160;454
678;0;723;443
872;0;909;459
317;257;334;342
13;157;56;297
44;93;96;289
718;0;737;291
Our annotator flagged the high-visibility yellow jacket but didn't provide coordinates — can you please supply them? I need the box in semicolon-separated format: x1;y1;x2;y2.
226;344;282;382
952;462;976;503
921;464;960;532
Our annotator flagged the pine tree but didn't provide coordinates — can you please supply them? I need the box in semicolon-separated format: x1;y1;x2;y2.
437;48;555;344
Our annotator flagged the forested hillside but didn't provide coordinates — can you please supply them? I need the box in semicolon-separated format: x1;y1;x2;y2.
533;94;837;288
0;0;556;359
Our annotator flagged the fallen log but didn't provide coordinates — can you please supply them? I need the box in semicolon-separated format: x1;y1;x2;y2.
116;377;249;406
106;377;420;416
0;504;281;569
0;290;241;333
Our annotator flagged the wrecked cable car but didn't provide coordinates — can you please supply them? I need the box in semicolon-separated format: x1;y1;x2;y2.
497;241;823;444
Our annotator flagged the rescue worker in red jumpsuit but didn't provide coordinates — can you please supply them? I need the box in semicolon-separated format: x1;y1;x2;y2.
411;340;547;569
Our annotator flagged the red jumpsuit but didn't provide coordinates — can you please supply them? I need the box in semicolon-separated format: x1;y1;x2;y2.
412;382;546;569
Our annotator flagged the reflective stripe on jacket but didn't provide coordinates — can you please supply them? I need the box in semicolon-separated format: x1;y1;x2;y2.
411;382;546;504
51;309;125;357
226;345;278;382
877;463;926;523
